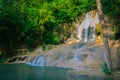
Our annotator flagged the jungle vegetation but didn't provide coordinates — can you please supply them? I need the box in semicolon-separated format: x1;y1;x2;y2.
0;0;120;59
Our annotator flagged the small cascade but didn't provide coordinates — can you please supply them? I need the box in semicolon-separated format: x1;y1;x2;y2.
73;53;79;61
78;10;99;42
72;53;88;62
27;55;45;66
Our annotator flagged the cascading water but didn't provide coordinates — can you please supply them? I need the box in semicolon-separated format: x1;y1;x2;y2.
27;55;45;66
84;13;91;42
78;10;99;42
73;53;79;61
25;10;102;69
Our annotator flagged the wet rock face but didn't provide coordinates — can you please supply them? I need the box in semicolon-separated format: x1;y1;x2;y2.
8;57;18;63
110;41;120;68
6;41;104;69
7;56;29;63
77;10;100;42
26;55;45;66
67;52;74;59
76;54;88;61
6;41;120;69
41;42;105;69
52;53;63;60
72;43;85;49
66;10;100;45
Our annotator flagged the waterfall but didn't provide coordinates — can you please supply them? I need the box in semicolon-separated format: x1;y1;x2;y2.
78;11;99;42
27;55;45;66
25;10;100;69
84;13;91;42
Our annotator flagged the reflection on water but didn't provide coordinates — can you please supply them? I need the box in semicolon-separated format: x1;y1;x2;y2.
0;64;70;80
0;64;120;80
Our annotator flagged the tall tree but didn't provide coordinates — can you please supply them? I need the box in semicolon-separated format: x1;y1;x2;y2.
96;0;112;69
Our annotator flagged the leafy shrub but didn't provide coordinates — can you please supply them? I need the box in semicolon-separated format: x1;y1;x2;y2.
0;52;6;63
101;63;111;75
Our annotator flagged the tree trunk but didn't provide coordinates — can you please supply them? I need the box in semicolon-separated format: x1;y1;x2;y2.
96;0;112;69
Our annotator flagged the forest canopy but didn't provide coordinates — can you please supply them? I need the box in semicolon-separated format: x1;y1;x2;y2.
0;0;96;51
0;0;120;54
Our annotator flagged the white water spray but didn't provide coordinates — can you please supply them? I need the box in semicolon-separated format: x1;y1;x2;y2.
78;11;99;42
27;55;45;66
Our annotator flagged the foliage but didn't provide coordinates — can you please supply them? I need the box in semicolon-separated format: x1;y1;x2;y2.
101;0;120;40
1;0;119;56
0;52;6;63
0;0;96;55
96;23;102;38
0;0;119;61
42;44;54;51
101;63;111;75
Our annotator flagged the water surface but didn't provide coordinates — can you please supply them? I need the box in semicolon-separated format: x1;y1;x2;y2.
0;63;120;80
0;63;70;80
